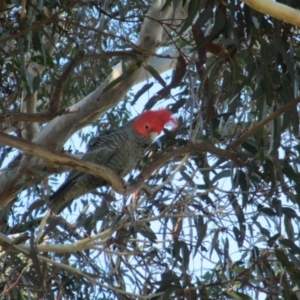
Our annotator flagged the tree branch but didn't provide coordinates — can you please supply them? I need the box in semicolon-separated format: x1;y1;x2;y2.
126;143;248;194
240;0;300;27
0;0;190;205
0;131;246;207
21;93;39;141
0;132;126;200
15;197;192;254
0;232;151;299
0;2;78;45
50;50;85;113
32;1;188;150
0;110;73;123
228;97;300;150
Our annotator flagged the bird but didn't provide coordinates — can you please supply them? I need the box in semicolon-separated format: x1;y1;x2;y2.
49;109;177;214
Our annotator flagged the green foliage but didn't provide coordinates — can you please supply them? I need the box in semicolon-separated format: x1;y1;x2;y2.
1;0;300;299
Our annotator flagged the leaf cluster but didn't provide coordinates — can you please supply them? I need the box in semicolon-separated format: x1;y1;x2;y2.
1;0;300;299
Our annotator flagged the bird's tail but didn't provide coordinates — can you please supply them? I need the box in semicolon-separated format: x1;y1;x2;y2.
48;177;78;214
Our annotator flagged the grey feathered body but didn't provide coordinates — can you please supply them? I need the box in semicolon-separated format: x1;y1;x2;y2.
49;120;152;213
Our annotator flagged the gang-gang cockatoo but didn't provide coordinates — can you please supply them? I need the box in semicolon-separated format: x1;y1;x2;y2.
49;109;177;213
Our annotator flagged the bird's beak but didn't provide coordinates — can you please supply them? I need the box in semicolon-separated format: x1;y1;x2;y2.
150;132;158;141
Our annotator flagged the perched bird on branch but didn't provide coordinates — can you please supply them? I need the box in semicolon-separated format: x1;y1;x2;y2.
49;109;177;213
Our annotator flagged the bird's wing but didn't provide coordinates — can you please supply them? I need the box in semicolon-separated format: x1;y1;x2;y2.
49;128;126;213
86;129;116;152
66;129;121;182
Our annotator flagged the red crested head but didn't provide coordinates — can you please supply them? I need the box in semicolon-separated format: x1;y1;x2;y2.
132;109;177;139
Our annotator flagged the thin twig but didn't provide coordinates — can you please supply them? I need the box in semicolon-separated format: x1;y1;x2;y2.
0;110;72;123
50;51;85;112
0;2;79;45
228;97;300;150
0;232;159;299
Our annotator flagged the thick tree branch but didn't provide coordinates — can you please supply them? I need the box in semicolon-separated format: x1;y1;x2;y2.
0;133;126;198
33;2;186;151
240;0;300;27
0;131;246;207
